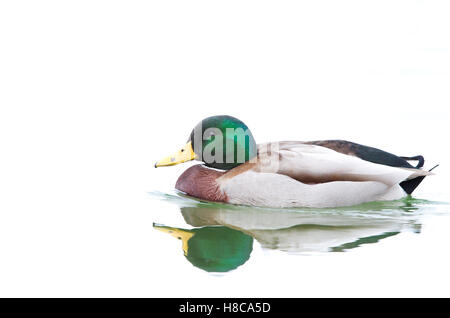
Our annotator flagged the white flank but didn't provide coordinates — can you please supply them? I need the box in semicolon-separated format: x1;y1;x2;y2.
220;171;406;208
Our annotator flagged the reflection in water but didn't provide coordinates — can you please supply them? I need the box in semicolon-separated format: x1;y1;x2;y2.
151;192;436;272
154;224;253;272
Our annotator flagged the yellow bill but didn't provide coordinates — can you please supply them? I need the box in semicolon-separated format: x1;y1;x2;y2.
154;141;197;168
153;223;194;256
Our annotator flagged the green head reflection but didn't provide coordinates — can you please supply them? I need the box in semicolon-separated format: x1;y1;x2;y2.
153;224;253;273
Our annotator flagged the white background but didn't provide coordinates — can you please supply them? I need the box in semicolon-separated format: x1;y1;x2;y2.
1;1;449;297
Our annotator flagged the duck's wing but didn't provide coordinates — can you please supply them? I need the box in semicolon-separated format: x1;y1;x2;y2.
253;141;431;186
304;140;423;168
304;140;429;194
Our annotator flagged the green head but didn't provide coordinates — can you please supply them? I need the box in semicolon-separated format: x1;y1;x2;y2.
190;115;257;170
155;115;257;170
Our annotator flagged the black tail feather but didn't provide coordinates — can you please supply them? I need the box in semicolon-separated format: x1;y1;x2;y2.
399;155;424;168
399;163;439;195
400;176;426;195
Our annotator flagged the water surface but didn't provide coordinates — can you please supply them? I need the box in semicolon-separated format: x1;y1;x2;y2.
149;191;449;274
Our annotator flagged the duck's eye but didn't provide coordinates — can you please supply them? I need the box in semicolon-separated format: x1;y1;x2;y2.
181;149;185;152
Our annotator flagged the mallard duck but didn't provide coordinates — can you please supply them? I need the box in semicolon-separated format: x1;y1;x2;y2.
155;115;435;208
